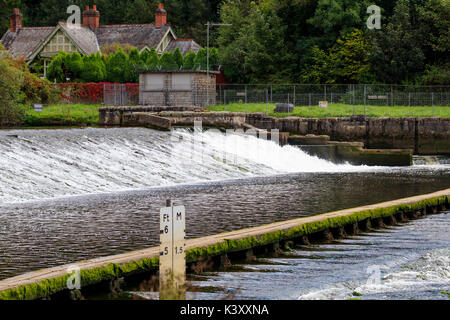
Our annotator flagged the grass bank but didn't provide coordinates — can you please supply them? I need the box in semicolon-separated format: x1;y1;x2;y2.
24;104;101;127
207;103;450;118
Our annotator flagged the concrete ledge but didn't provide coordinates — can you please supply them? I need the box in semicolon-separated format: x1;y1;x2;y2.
122;113;172;131
289;135;412;166
0;189;448;300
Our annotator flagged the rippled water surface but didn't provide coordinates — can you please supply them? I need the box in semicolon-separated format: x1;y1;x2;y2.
152;212;447;301
0;128;449;287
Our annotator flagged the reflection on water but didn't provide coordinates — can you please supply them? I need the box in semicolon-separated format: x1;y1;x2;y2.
0;168;449;280
133;213;450;300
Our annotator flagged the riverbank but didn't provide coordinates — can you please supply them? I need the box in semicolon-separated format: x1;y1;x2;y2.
0;189;447;300
207;103;450;118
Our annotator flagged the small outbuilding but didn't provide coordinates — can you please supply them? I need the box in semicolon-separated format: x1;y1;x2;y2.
138;70;218;108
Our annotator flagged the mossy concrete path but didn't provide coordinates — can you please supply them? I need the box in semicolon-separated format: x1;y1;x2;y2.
0;188;448;300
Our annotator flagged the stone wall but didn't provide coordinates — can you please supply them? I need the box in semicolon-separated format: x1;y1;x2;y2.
246;114;450;155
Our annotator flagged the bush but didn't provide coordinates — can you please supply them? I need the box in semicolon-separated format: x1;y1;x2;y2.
0;57;25;126
145;48;160;70
80;53;106;83
47;51;68;83
182;51;196;70
173;48;184;69
22;71;61;105
106;48;129;83
159;51;176;70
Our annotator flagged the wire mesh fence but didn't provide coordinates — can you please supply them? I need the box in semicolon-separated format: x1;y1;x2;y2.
44;83;450;118
215;84;450;117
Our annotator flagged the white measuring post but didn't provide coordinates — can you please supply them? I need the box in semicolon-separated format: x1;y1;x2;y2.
159;199;186;300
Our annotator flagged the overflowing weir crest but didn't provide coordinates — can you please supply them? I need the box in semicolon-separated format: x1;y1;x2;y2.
0;128;368;204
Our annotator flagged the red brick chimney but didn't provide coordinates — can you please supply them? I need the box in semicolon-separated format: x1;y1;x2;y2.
10;8;23;32
155;3;167;28
82;5;100;30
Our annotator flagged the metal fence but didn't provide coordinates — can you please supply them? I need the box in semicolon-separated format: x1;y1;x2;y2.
215;84;450;117
54;83;450;117
103;83;139;106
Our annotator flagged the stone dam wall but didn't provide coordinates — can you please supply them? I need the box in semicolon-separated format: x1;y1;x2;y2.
246;114;450;155
98;108;450;155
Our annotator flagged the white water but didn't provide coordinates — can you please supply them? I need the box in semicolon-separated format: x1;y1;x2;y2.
298;248;450;300
0;128;374;204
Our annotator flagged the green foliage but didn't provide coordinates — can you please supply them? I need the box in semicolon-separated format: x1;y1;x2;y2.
64;52;83;82
3;0;447;84
106;48;129;82
217;1;293;83
173;48;184;69
139;50;151;65
145;48;159;70
47;51;68;83
307;0;371;47
100;43;137;56
182;51;196;70
301;29;370;83
158;51;176;70
420;63;450;85
0;55;25;126
80;53;107;83
22;71;61;105
194;47;207;70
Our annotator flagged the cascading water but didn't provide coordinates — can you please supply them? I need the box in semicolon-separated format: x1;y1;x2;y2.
0;128;371;204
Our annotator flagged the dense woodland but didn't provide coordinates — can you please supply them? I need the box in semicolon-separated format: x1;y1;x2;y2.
0;0;449;85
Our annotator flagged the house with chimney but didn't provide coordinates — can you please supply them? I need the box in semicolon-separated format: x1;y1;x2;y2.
0;4;201;78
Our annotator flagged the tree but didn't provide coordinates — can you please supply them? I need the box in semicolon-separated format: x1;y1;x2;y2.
0;52;25;126
307;0;372;47
145;48;159;70
46;51;68;82
126;47;140;82
368;0;426;84
217;1;293;83
329;29;371;83
194;47;207;70
64;52;83;82
106;48;129;82
0;0;21;36
80;53;106;83
182;51;196;70
159;51;176;70
173;48;184;69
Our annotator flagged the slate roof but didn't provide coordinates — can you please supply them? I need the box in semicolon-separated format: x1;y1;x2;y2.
166;38;201;55
0;27;53;60
1;22;201;62
95;24;171;51
59;23;99;55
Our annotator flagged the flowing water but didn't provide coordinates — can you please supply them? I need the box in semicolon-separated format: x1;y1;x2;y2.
0;128;449;299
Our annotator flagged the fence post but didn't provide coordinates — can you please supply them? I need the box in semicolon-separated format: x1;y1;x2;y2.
330;92;333;117
293;85;296;106
386;92;389;116
245;85;247;113
266;89;269;116
224;89;226;111
432;92;434;117
270;85;273;103
364;84;367;117
309;93;312;118
391;85;393;107
408;92;411;117
352;85;355;116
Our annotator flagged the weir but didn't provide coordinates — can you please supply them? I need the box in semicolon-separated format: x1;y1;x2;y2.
0;189;448;300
